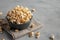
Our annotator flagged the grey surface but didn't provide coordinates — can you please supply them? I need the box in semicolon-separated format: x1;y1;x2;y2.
0;0;60;40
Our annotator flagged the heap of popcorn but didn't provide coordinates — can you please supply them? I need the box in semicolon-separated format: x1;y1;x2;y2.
7;5;33;24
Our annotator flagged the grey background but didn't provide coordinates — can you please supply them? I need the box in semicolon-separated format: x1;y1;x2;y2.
0;0;60;40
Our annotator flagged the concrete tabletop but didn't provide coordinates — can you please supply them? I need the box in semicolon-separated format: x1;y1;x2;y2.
0;0;60;40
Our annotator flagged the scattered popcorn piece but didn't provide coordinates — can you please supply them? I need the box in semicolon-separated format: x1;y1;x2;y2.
28;32;34;37
0;11;3;16
31;9;36;12
35;32;40;38
30;23;34;28
49;34;55;40
15;29;19;32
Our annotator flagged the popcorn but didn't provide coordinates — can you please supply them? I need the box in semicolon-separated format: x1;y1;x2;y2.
7;5;32;24
15;29;19;32
49;34;55;40
35;32;40;38
28;32;34;37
